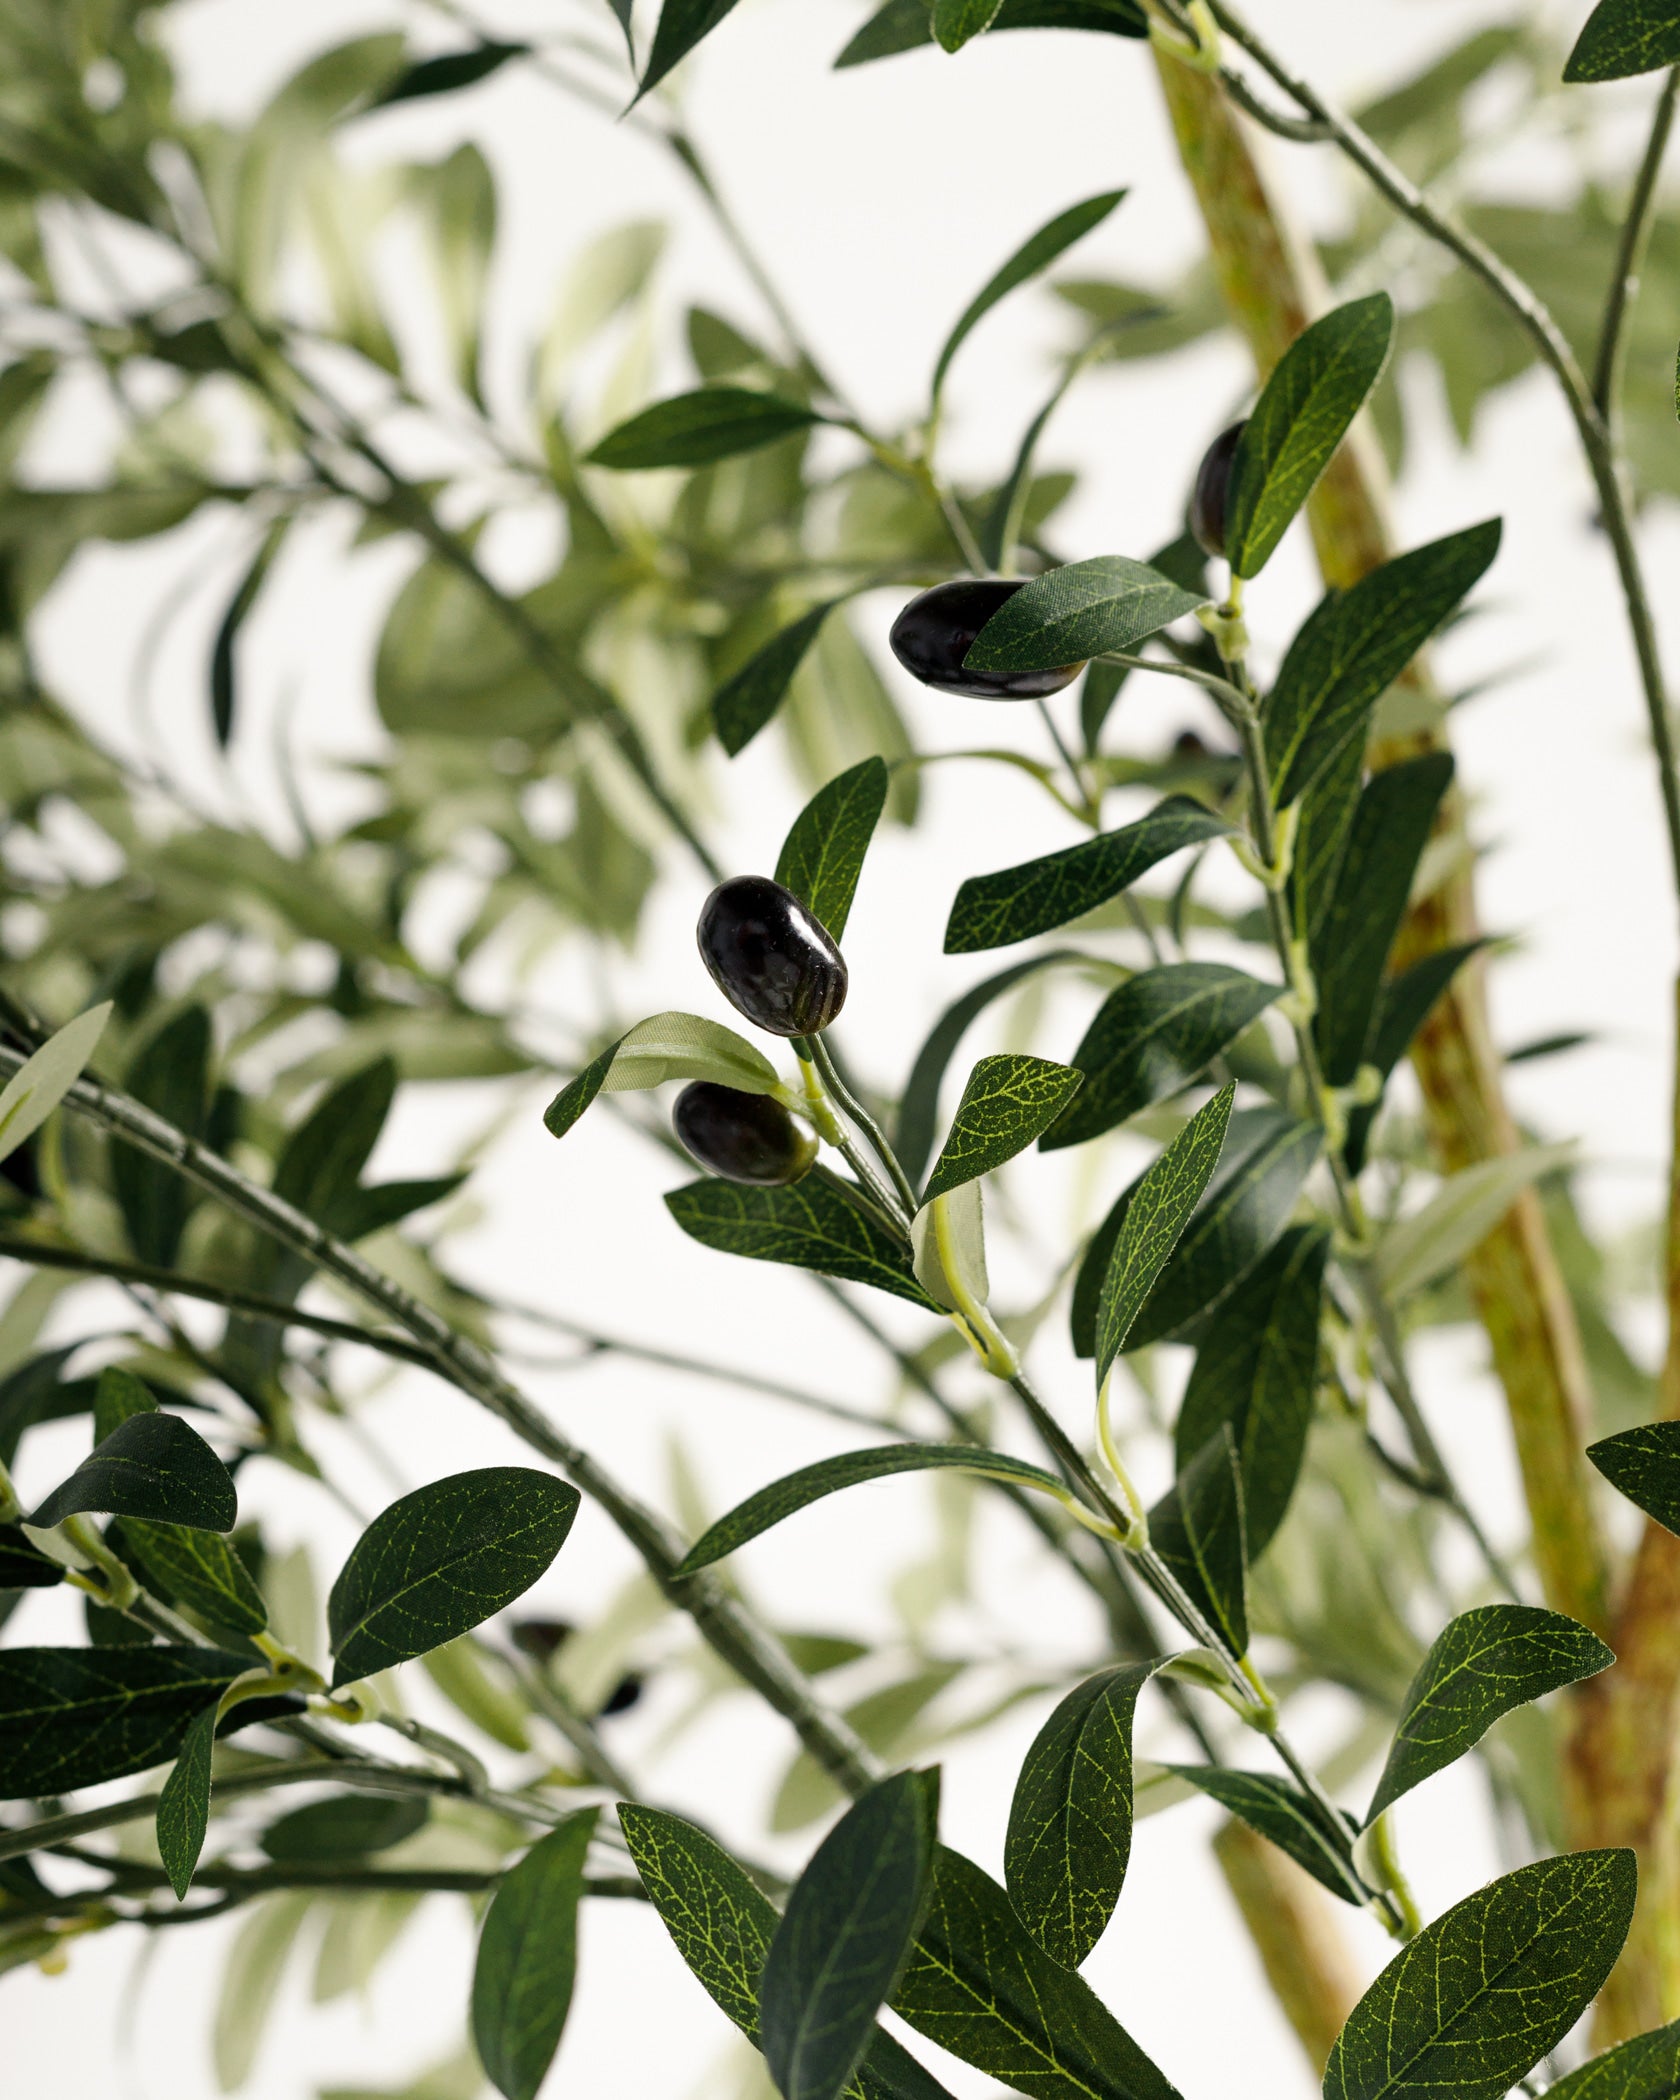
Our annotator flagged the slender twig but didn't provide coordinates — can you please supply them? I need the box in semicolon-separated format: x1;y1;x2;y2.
806;1033;922;1222
1592;66;1680;418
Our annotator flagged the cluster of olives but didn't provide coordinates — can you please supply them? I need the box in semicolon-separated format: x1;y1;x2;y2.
673;874;846;1187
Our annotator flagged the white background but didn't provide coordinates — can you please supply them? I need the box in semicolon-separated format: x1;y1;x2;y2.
8;0;1680;2093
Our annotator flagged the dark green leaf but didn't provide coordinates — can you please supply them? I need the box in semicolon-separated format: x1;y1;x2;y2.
372;41;530;105
964;556;1206;675
762;1772;936;2100
676;1444;1068;1577
1565;0;1680;81
665;1175;939;1310
274;1058;396;1227
1312;755;1455;1086
892;1846;1182;2100
836;0;934;65
261;1794;429;1861
1042;964;1279;1151
923;1054;1083;1199
1004;1660;1164;1968
1121;1109;1321;1351
327;1467;581;1685
29;1411;237;1532
1149;1427;1247;1655
113;1006;211;1266
1344;942;1485;1174
544;1014;778;1144
542;1043;616;1142
895;953;1087;1186
1592;1420;1680;1540
1546;2020;1680;2099
116;1519;269;1636
210;520;288;748
945;797;1229;954
1264;522;1501;805
932;192;1125;401
1367;1604;1614;1824
618;1806;950;2099
0;1524;62;1588
933;0;1002;50
1226;294;1395;578
837;0;1145;66
588;387;821;470
776;757;889;939
0;1645;251;1797
1290;729;1365;940
1174;1225;1328;1557
1167;1767;1364;1905
716;602;840;756
329;1174;466;1243
472;1809;598;2100
93;1365;156;1443
1323;1851;1636;2100
640;0;746;96
157;1699;219;1899
1095;1085;1234;1382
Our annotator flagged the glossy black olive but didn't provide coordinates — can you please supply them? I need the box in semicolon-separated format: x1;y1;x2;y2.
888;578;1084;700
1190;421;1246;559
674;1081;818;1186
696;875;848;1038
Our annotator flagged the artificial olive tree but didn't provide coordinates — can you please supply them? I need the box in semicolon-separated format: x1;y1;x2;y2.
3;0;1680;2095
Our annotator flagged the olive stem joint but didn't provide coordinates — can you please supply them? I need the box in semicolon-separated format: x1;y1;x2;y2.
1148;0;1222;73
1230;800;1300;896
60;1515;139;1612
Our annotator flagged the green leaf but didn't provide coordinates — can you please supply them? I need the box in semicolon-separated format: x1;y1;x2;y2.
665;1175;939;1310
1121;1109;1322;1352
837;0;1146;66
911;1180;989;1313
0;1003;111;1166
1366;1604;1614;1824
544;1012;781;1140
639;0;747;96
1173;1225;1329;1558
1149;1427;1248;1655
932;192;1124;401
892;1846;1182;2100
471;1809;598;2100
372;40;530;105
1264;522;1502;805
93;1365;156;1443
1589;1421;1680;1534
932;0;1003;50
261;1794;429;1861
157;1699;220;1900
1095;1085;1234;1382
274;1058;395;1226
29;1410;237;1532
676;1444;1069;1577
0;1645;250;1797
588;387;821;470
618;1806;949;2099
1167;1767;1364;1905
414;143;497;403
210;520;288;748
1226;294;1395;578
895;952;1087;1185
1042;964;1280;1151
761;1772;936;2100
1374;1143;1577;1301
112;1005;211;1267
1004;1660;1164;1968
922;1054;1083;1200
776;758;889;941
1546;2019;1680;2099
0;1524;62;1588
964;556;1207;675
1323;1851;1636;2100
117;1519;270;1636
1566;0;1680;80
214;1892;313;2093
1311;754;1455;1085
715;602;841;756
1344;943;1485;1175
945;797;1229;954
327;1467;580;1685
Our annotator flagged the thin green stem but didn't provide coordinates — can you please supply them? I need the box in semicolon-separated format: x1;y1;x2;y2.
1592;66;1680;420
805;1033;921;1223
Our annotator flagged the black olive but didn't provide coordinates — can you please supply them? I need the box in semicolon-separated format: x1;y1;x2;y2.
674;1081;818;1186
888;578;1084;700
510;1618;574;1664
696;875;848;1038
599;1672;644;1717
1190;421;1246;559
